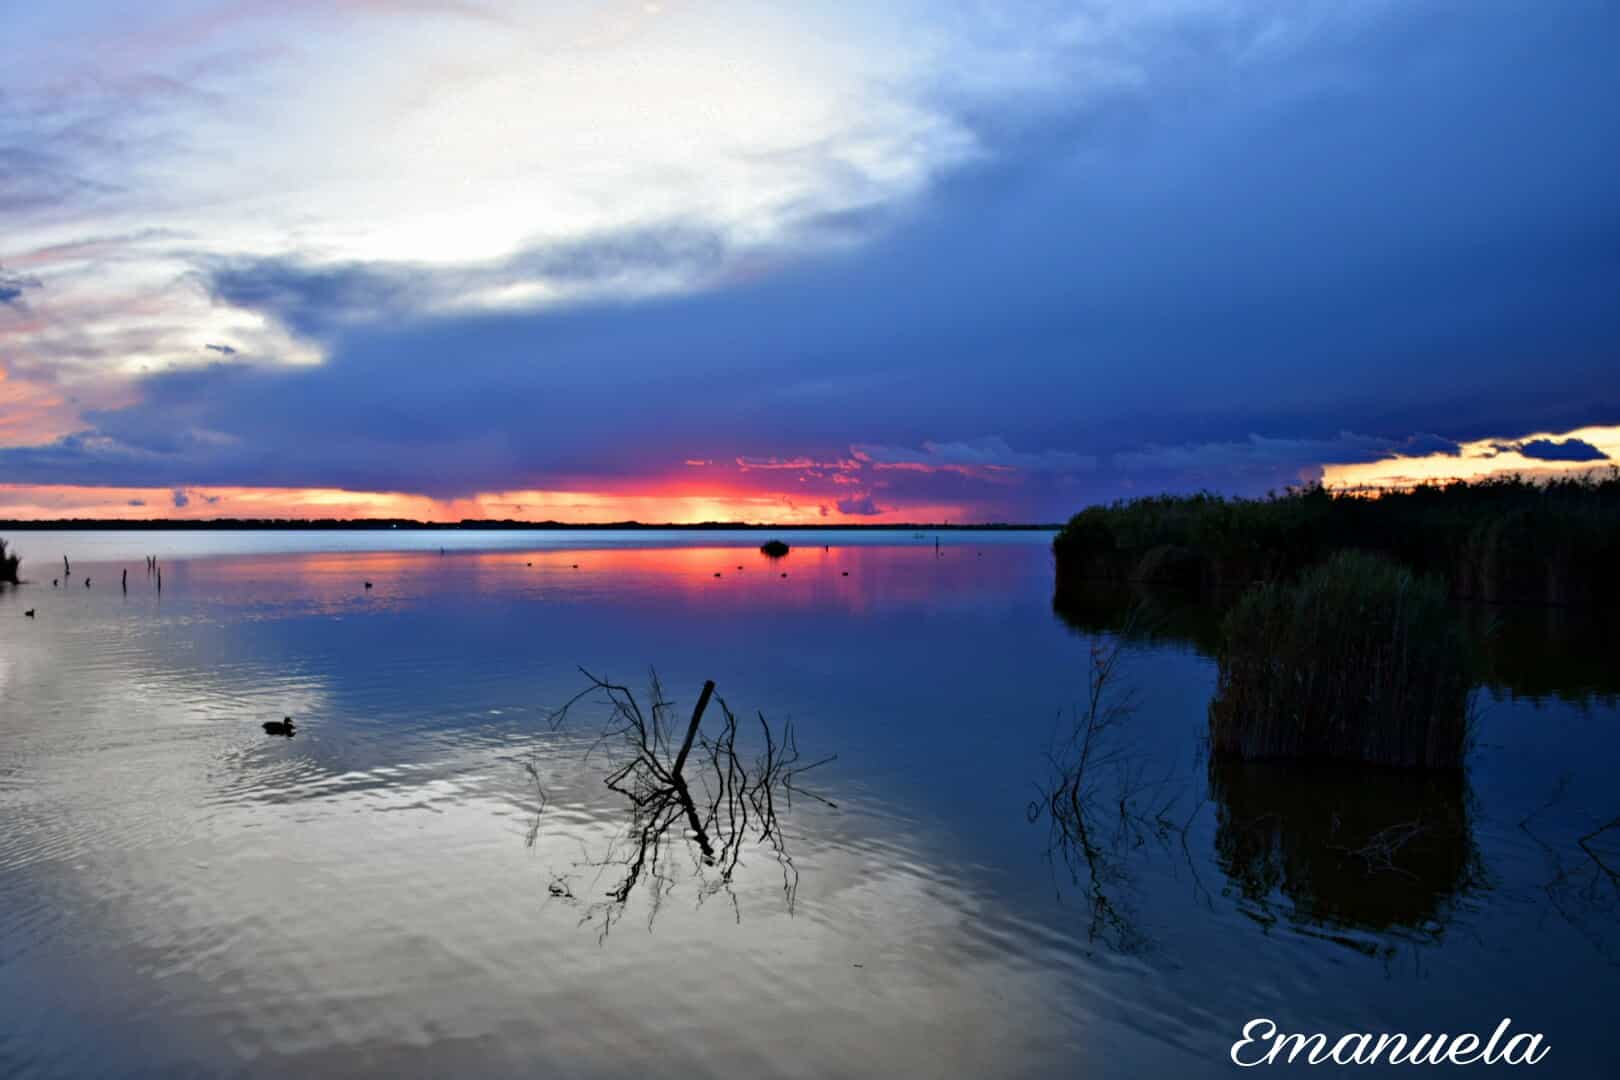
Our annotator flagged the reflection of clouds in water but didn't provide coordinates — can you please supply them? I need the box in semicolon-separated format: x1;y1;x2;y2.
1;715;1200;1076
4;537;1619;1074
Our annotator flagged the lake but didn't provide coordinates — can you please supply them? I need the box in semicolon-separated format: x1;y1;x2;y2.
1;530;1616;1077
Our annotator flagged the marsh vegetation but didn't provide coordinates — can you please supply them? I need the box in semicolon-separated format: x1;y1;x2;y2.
1208;552;1474;769
1053;472;1620;606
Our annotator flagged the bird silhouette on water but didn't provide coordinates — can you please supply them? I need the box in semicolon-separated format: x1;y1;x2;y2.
24;609;34;618
263;717;296;736
364;581;373;590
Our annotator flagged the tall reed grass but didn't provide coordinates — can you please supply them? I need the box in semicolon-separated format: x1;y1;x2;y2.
0;538;19;584
1052;471;1620;606
1208;551;1473;770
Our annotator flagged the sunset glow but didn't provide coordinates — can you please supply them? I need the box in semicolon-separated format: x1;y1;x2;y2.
1321;426;1620;492
2;1;1614;519
0;482;971;525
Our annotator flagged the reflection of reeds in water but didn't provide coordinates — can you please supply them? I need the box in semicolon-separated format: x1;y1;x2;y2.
1030;626;1209;953
1208;757;1482;950
1054;579;1620;703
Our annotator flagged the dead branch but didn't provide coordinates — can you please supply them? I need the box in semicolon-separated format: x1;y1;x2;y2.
539;669;834;936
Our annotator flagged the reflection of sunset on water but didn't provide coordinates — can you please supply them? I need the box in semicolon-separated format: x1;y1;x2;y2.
139;540;1050;620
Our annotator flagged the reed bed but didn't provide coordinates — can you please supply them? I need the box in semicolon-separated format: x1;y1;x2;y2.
1208;551;1474;770
0;538;19;584
1053;471;1620;605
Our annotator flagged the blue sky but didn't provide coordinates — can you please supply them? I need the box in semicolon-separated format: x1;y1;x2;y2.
2;0;1617;521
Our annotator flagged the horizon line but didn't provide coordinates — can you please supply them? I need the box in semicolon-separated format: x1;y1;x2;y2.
0;517;1062;531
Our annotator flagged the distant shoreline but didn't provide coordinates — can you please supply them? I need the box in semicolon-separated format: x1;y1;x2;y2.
0;519;1059;532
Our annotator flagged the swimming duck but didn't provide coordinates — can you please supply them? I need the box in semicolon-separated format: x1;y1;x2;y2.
24;609;35;618
363;581;373;589
262;717;296;736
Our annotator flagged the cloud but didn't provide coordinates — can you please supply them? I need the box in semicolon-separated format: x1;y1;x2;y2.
1;1;1617;521
0;266;42;307
852;438;1096;477
1113;432;1451;474
167;486;222;509
194;224;742;344
835;492;885;516
1504;437;1608;463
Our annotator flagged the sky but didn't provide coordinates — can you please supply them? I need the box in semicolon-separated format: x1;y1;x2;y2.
2;0;1617;523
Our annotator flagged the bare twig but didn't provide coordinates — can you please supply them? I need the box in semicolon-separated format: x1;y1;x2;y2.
540;670;833;936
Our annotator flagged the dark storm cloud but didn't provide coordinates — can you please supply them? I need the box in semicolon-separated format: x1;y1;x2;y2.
197;225;734;341
853;438;1096;475
5;0;1619;517
1113;432;1462;476
835;493;885;516
1512;438;1609;463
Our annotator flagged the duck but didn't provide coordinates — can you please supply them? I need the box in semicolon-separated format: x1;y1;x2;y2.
24;609;35;618
52;579;58;587
363;581;373;590
262;716;296;736
84;578;91;588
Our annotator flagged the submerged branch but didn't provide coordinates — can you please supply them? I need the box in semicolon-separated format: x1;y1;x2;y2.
540;669;834;936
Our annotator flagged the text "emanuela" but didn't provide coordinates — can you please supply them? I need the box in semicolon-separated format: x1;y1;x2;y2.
1231;1018;1549;1067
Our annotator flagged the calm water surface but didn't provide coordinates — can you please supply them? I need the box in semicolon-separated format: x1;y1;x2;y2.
1;531;1616;1077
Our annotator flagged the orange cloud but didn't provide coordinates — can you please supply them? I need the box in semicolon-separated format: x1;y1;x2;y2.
0;365;91;446
0;482;971;524
1322;425;1619;491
